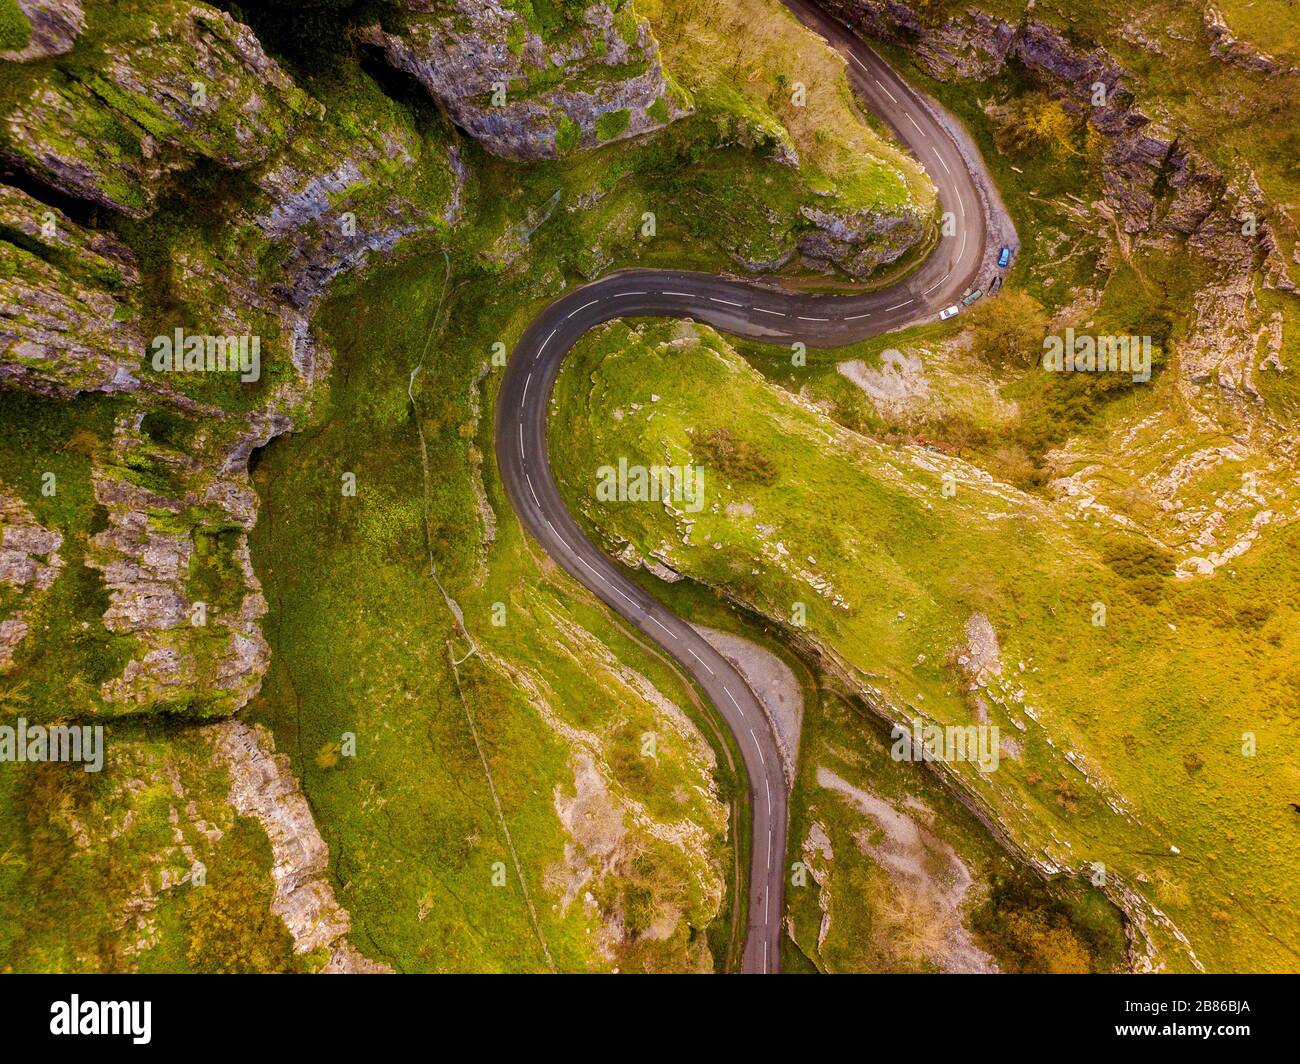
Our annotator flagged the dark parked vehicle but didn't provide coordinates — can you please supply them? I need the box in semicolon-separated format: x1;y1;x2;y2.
961;288;983;306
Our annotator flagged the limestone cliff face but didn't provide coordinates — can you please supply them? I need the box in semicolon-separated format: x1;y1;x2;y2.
0;1;463;717
361;0;684;160
0;186;142;397
0;2;431;970
250;103;464;311
213;720;391;972
1;3;320;216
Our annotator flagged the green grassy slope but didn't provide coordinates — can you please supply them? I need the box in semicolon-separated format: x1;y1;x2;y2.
549;318;1300;972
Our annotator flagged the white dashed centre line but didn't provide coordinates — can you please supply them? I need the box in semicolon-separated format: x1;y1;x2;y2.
688;647;715;676
649;615;677;640
567;299;600;319
724;688;744;716
494;0;1009;978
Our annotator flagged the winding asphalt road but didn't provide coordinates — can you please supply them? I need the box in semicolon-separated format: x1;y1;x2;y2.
495;0;1010;974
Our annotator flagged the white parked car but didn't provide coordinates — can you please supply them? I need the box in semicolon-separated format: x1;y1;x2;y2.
938;304;960;321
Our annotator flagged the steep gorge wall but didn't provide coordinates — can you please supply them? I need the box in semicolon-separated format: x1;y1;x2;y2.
361;0;684;160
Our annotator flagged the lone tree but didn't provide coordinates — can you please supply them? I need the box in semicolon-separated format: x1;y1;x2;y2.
966;289;1050;369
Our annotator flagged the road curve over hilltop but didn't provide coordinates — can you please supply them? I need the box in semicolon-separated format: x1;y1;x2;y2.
494;0;1013;974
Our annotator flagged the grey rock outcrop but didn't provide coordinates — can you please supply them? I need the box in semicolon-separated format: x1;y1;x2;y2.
1;4;467;719
361;0;683;160
86;413;271;715
798;203;927;278
0;1;483;722
0;487;64;670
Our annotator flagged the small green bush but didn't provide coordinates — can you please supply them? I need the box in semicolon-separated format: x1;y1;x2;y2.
554;114;581;154
595;107;631;141
693;427;777;484
0;0;31;51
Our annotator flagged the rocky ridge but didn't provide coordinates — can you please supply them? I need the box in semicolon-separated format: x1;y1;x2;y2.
213;720;391;972
1202;2;1300;78
361;0;684;160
